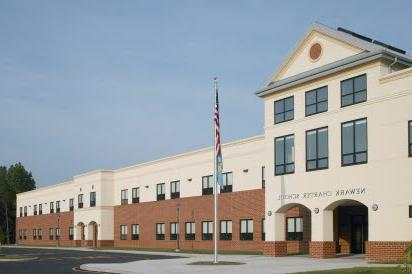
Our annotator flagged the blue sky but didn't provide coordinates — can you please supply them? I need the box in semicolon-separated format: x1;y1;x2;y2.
1;0;411;187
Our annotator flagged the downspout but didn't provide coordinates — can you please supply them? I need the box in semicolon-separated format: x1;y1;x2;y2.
389;56;398;73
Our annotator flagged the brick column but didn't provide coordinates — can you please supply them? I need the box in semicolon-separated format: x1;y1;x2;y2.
263;241;287;256
309;241;336;258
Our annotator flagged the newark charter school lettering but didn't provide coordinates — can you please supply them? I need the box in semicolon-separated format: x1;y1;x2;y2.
16;23;412;261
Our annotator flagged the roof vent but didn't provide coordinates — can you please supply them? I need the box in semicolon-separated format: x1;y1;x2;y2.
337;27;406;55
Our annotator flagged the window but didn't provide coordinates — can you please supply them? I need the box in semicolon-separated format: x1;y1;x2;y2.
202;221;213;240
56;228;61;240
275;135;295;175
274;96;294;124
170;222;179;240
341;74;367;107
306;127;329;171
120;225;127;240
33;229;37;240
156;183;166;201
221;172;233;193
261;166;265;188
306;86;328;116
220;220;232;240
18;229;22;240
287;217;303;240
170;181;180;199
240;219;253;240
50;202;54;213
121;189;128;205
262;219;265;240
131;224;139;240
409;121;412;157
132;187;140;204
185;222;195;240
90;192;96;207
23;229;27;240
69;227;74;240
24;206;27;216
202;175;213;195
34;204;37;215
56;200;60;213
37;229;42;240
342;118;368;166
39;204;42;215
69;198;74;211
19;207;22;217
49;228;54;240
156;223;165;240
409;206;412;218
78;194;84;208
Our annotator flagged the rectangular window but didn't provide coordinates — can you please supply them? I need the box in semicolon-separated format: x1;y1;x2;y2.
69;198;74;211
39;204;42;215
56;200;60;213
156;223;165;240
121;189;128;205
202;221;213;240
34;204;37;215
50;202;54;214
306;86;328;116
409;205;412;218
275;135;295;175
131;224;139;240
341;74;367;107
56;228;61;240
69;227;74;240
274;96;294;124
240;219;253;240
170;222;179;240
306;127;329;171
185;222;196;240
24;206;27;216
170;181;180;199
221;172;233;193
90;192;96;207
132;187;140;204
78;194;84;208
19;229;22;240
37;229;42;240
202;175;213;195
49;228;54;240
409;121;412;157
287;217;303;240
33;229;37;240
342;118;368;166
120;225;128;240
23;229;27;240
261;166;265;188
262;218;265;241
19;207;22;217
156;183;166;201
220;220;232;240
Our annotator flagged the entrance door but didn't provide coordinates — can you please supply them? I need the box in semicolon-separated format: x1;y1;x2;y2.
351;215;365;253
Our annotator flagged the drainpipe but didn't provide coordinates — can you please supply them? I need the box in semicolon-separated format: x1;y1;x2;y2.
389;56;398;73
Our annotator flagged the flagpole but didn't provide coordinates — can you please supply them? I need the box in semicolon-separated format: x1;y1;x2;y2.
213;77;219;264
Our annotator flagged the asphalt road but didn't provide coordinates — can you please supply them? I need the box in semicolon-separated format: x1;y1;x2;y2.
0;247;182;274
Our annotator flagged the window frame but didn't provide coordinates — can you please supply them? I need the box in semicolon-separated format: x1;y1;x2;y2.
69;227;74;240
409;205;412;218
239;219;253;241
220;220;232;240
341;118;368;166
170;222;179;240
220;172;233;193
286;217;304;241
261;218;265;241
33;204;37;215
156;183;166;201
121;189;128;205
120;225;128;240
90;192;96;207
170;181;180;199
69;198;74;211
185;222;196;240
49;228;54;240
56;228;61;240
131;224;139;240
409;121;412;157
202;175;213;195
24;206;27;216
261;166;265;188
37;229;42;240
202;221;213;240
56;200;60;213
305;86;328;116
306;127;329;171
156;223;165;240
78;194;84;209
274;134;295;176
33;229;37;240
132;187;140;204
50;202;54;214
39;204;42;215
340;74;367;107
274;96;294;124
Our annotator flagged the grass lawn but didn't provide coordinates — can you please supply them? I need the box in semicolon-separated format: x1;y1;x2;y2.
0;254;33;260
292;267;403;274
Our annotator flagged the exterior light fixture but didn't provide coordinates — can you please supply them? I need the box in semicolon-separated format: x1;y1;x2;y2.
314;208;320;214
243;169;249;173
372;204;379;211
187;178;192;182
267;210;272;216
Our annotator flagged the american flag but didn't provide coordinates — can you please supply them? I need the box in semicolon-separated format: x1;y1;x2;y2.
214;79;223;187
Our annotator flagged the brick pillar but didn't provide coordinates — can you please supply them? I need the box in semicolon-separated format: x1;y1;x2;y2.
309;241;336;258
263;241;287;256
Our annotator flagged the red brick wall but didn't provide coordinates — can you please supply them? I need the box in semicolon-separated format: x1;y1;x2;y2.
114;189;265;251
16;211;75;247
309;241;336;258
366;241;412;261
263;241;287;256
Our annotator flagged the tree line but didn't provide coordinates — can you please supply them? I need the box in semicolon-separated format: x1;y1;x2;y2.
0;163;36;244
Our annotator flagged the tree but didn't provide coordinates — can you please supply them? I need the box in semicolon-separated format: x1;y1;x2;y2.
0;163;36;244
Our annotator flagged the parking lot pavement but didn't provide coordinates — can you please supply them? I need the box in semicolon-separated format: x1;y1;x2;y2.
0;247;183;274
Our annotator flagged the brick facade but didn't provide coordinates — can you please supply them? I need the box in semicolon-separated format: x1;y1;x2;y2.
366;241;412;262
309;241;336;258
263;241;287;256
114;189;265;251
